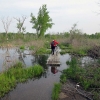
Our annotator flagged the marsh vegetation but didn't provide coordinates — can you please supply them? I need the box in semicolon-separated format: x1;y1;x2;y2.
0;20;100;100
0;62;44;98
0;25;100;99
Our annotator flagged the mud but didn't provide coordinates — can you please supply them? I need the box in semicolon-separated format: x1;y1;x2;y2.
58;80;93;100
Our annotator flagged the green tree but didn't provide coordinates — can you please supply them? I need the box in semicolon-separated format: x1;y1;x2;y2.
30;4;54;37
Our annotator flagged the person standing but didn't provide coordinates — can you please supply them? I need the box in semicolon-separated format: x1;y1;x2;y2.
50;40;59;55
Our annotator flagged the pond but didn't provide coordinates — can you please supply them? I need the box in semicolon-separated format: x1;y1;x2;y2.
0;48;94;100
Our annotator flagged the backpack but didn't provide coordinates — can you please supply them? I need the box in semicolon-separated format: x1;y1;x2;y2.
51;41;54;46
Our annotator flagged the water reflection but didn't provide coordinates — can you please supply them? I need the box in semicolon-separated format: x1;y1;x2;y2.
51;66;58;74
1;48;19;71
33;55;48;69
0;48;96;72
0;48;50;72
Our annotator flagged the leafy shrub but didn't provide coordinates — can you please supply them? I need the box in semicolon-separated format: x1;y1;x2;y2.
20;45;25;50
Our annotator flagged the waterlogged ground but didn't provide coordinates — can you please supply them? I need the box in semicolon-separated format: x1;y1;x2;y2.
0;48;94;100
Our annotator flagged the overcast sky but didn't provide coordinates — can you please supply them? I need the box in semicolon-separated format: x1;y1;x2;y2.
0;0;100;34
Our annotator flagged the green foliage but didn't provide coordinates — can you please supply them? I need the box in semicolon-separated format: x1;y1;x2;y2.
60;50;67;55
59;43;72;55
0;62;44;97
52;83;61;100
44;41;50;48
29;64;44;76
20;45;25;50
29;46;34;50
0;33;7;42
64;58;83;80
36;47;50;54
66;60;71;65
97;58;100;64
87;32;100;39
93;91;100;100
72;47;87;56
45;34;51;38
59;43;72;49
59;44;67;49
30;4;54;37
82;79;91;90
78;49;86;55
63;32;70;37
61;57;100;100
60;74;67;83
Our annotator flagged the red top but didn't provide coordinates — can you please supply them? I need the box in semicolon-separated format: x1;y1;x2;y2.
54;40;59;46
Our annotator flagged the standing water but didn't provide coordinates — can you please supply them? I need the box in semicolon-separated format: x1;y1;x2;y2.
0;48;71;100
0;48;94;100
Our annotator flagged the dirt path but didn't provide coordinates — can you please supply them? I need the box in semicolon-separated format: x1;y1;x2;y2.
58;80;93;100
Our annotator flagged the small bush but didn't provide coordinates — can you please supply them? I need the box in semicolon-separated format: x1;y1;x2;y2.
20;45;25;50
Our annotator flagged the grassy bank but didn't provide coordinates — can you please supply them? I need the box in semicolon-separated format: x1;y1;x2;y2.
60;57;100;100
52;57;100;100
0;62;44;98
52;83;61;100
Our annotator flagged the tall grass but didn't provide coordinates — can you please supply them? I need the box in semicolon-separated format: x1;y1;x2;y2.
0;62;44;98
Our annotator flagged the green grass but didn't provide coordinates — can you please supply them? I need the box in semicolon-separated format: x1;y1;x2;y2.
52;83;61;100
60;74;67;83
36;47;50;54
74;48;87;55
59;43;72;49
0;62;44;98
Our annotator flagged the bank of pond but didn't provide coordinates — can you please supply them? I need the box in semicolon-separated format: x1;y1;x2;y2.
0;62;43;98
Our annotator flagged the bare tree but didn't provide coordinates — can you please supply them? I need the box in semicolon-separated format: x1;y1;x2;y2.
1;17;12;34
69;23;82;44
14;16;26;33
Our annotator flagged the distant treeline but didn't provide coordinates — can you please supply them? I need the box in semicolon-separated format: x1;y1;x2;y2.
0;32;100;44
0;32;69;43
86;32;100;39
